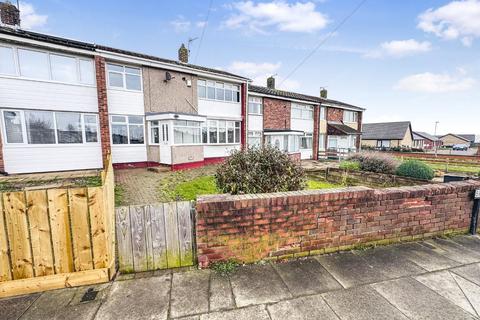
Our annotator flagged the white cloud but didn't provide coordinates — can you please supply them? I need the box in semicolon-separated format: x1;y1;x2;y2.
395;71;476;93
170;16;191;33
418;0;480;46
196;21;207;28
365;39;432;58
226;61;301;91
224;1;329;33
19;2;47;30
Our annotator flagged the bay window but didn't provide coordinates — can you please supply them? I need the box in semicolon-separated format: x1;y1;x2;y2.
198;79;240;102
173;120;201;144
203;120;241;144
2;110;99;145
291;103;314;120
300;133;313;149
107;64;142;91
111;115;144;145
248;97;263;115
265;134;300;153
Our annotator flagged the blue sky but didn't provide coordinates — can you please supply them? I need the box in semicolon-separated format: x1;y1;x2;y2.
19;0;480;135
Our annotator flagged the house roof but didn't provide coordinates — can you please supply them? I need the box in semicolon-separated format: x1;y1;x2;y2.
457;134;476;142
362;121;412;140
328;123;361;135
439;133;471;142
0;26;249;81
248;85;364;111
413;131;439;142
413;132;424;141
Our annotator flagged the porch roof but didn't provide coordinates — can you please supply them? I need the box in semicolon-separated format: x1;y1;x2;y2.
327;123;362;135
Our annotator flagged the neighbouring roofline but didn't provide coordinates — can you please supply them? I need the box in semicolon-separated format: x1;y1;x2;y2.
439;133;471;142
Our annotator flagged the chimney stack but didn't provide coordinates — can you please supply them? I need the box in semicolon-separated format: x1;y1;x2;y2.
320;88;328;99
0;1;20;27
178;43;189;63
267;76;275;89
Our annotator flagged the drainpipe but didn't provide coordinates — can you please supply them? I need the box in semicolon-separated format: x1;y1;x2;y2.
470;189;480;235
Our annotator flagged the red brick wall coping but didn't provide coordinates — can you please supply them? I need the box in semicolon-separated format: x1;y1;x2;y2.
195;180;480;267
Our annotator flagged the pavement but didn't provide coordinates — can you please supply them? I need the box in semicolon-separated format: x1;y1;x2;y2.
2;235;480;320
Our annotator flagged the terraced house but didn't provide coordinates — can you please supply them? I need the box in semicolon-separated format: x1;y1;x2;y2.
247;77;364;160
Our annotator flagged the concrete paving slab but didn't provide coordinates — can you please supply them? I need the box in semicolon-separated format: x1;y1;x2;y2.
322;285;408;320
209;273;235;312
451;263;480;286
55;301;101;320
451;272;480;317
170;270;210;318
415;270;477;316
421;238;480;264
229;264;292;307
315;251;386;288
267;294;339;320
95;275;171;320
200;305;270;320
20;288;77;320
450;235;480;252
0;293;39;320
372;277;476;320
355;245;425;278
69;283;112;306
272;258;342;296
394;242;460;271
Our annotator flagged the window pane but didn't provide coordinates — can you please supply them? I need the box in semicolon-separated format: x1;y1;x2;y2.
151;127;159;144
51;54;77;83
207;86;215;99
25;111;55;144
3;111;23;143
84;115;98;142
198;85;206;99
56;112;82;143
125;67;140;75
112;115;126;123
79;59;94;85
126;74;141;90
227;122;234;143
218;121;226;143
18;49;49;79
234;122;240;143
0;46;16;75
129;116;143;124
209;121;217;143
109;72;123;88
198;80;206;86
112;124;128;144
107;64;123;72
225;89;232;101
129;125;144;144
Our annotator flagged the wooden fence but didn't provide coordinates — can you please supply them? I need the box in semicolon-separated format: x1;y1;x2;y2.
116;201;194;273
0;158;115;298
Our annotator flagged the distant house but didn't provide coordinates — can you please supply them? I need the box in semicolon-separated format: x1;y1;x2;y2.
362;122;413;149
412;132;425;150
413;131;442;150
439;134;473;147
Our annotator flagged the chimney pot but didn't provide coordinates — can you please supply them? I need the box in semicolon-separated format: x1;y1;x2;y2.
267;76;275;89
320;88;328;99
0;1;20;27
178;43;189;64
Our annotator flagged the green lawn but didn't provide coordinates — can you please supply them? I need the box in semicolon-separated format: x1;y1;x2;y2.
170;175;340;201
424;162;480;175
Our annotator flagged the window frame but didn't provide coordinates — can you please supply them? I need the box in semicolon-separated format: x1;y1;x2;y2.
291;103;314;120
248;96;263;115
343;110;358;123
197;79;241;103
1;109;99;146
172;120;202;145
107;63;143;92
300;132;313;150
202;119;242;145
247;130;262;147
0;44;96;86
110;114;145;145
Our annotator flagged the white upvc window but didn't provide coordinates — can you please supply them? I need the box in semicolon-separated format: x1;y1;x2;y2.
198;79;241;103
265;135;300;153
202;119;241;144
150;121;169;145
318;133;326;151
319;107;326;120
343;110;358;123
0;44;95;85
248;131;262;147
107;63;142;91
291;103;314;120
377;140;390;148
248;96;263;115
110;115;145;145
1;109;99;145
173;120;201;144
300;133;313;149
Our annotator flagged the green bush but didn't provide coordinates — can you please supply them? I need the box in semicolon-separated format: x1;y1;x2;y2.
215;146;305;194
339;160;361;171
347;152;399;174
396;160;435;180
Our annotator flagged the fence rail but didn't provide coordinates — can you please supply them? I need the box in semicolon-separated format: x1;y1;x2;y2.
0;158;115;298
116;201;194;273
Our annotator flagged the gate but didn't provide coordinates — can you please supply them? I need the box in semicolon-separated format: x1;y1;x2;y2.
115;201;195;273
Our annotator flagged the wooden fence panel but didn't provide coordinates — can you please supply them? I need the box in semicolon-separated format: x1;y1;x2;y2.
0;198;11;282
47;189;73;274
26;190;54;277
3;192;33;280
116;201;194;273
88;187;108;269
69;188;93;272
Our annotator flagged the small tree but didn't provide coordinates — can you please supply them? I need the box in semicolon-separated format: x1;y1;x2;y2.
215;146;305;194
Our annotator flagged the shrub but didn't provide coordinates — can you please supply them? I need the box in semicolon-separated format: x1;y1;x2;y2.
347;151;399;174
396;160;435;180
339;160;361;171
215;146;305;194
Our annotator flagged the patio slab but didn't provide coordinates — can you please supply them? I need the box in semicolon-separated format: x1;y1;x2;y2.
229;264;292;307
95;275;171;320
393;242;461;271
322;285;408;320
170;270;211;318
450;235;480;252
20;288;77;320
267;295;339;320
272;258;342;296
209;273;236;312
422;238;480;264
372;277;476;320
200;305;270;320
450;263;480;286
0;293;39;320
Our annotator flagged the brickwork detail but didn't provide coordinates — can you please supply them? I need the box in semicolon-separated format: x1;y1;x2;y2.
95;56;111;166
312;106;320;160
0;2;20;26
327;107;343;122
263;98;291;130
196;180;480;267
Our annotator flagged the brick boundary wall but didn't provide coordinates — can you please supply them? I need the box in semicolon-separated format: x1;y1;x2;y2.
95;56;111;166
196;180;480;267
